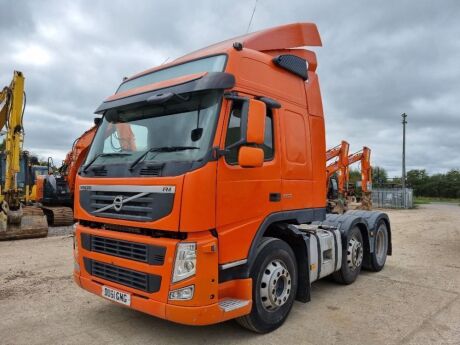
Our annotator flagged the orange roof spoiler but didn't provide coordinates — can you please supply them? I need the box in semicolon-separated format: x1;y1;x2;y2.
240;22;322;51
128;23;322;83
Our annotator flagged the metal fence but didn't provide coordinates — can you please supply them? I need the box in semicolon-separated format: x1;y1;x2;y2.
371;188;413;209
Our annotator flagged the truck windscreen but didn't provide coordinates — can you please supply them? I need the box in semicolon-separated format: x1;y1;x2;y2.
84;90;222;168
117;55;227;93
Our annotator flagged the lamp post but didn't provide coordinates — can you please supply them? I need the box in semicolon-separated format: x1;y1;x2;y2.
401;113;407;189
401;113;408;208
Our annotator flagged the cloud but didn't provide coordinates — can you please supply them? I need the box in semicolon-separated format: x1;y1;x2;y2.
0;0;459;177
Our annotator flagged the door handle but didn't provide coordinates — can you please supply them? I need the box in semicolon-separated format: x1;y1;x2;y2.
269;193;281;202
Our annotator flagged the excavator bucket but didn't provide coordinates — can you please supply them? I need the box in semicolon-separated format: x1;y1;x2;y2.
359;192;373;211
0;206;48;241
41;206;74;226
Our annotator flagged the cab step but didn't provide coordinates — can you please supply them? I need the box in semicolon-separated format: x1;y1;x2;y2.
218;298;250;312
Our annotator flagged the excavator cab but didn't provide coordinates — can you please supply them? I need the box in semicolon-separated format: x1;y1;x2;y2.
34;157;74;226
327;175;339;200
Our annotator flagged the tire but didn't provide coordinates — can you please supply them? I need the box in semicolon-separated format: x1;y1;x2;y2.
332;226;364;285
236;237;298;333
369;220;388;272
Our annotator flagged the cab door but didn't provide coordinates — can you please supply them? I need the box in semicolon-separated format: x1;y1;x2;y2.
216;96;281;264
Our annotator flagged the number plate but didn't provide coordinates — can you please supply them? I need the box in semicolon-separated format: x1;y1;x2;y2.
102;286;131;306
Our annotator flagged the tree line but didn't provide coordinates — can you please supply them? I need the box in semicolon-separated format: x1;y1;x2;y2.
348;166;460;199
406;169;460;199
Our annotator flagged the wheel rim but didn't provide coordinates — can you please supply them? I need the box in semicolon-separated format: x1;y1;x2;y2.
347;234;363;271
260;259;292;311
375;224;387;266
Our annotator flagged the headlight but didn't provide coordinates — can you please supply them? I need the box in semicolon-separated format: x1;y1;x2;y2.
172;242;196;283
169;285;194;300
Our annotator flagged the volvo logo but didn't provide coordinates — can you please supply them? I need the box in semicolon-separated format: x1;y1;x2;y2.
113;195;124;212
92;191;149;214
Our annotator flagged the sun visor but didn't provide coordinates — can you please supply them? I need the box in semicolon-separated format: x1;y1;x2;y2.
95;72;235;114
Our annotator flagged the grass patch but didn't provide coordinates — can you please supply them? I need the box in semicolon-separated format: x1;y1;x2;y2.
414;196;460;205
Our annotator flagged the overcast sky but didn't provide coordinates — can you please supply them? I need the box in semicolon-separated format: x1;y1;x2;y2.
1;0;459;176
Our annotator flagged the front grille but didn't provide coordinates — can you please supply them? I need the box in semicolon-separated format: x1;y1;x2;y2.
80;233;165;265
83;258;161;293
79;185;175;222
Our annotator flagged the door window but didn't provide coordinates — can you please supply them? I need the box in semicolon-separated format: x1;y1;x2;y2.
225;101;274;165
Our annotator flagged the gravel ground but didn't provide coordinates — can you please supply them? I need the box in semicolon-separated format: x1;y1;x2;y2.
0;203;459;345
47;224;75;237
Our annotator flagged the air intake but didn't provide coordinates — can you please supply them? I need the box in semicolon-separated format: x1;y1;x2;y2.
83;258;161;293
140;166;162;176
93;168;107;176
272;54;308;80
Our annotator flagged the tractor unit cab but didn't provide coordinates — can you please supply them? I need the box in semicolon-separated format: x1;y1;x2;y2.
73;23;391;333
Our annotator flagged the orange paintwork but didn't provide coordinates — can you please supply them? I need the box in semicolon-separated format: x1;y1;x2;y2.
74;23;331;326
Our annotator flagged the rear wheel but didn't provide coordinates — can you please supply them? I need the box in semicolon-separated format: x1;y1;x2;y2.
369;220;388;272
332;226;363;284
236;237;297;333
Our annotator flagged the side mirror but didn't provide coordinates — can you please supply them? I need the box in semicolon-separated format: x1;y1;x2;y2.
238;146;264;168
238;99;266;168
246;99;266;145
94;117;102;126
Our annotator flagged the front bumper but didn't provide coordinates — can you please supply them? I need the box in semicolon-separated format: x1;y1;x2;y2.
74;273;251;325
73;224;252;325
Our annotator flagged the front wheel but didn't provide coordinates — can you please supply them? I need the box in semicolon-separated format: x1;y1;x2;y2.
236;237;298;333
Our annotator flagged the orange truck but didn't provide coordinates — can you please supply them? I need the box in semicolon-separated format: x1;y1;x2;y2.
73;23;392;333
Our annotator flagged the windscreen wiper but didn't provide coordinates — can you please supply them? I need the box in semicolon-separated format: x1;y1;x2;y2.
83;152;131;173
129;146;199;171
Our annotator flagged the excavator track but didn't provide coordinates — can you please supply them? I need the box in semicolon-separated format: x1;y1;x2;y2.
0;206;48;241
41;206;74;226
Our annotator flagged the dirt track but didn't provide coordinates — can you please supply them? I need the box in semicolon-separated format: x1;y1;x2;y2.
1;204;459;345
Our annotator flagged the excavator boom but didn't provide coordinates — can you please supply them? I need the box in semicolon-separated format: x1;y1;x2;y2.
61;124;98;195
36;122;99;226
326;140;349;194
346;147;372;192
0;71;47;240
325;143;373;212
36;119;131;226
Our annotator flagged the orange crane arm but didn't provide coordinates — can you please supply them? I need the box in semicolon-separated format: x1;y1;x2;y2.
60;125;98;195
60;122;137;195
344;147;372;193
361;147;372;192
326;140;349;162
325;141;349;194
326;144;341;162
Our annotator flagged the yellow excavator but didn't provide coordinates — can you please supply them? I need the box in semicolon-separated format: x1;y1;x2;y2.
0;71;48;240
